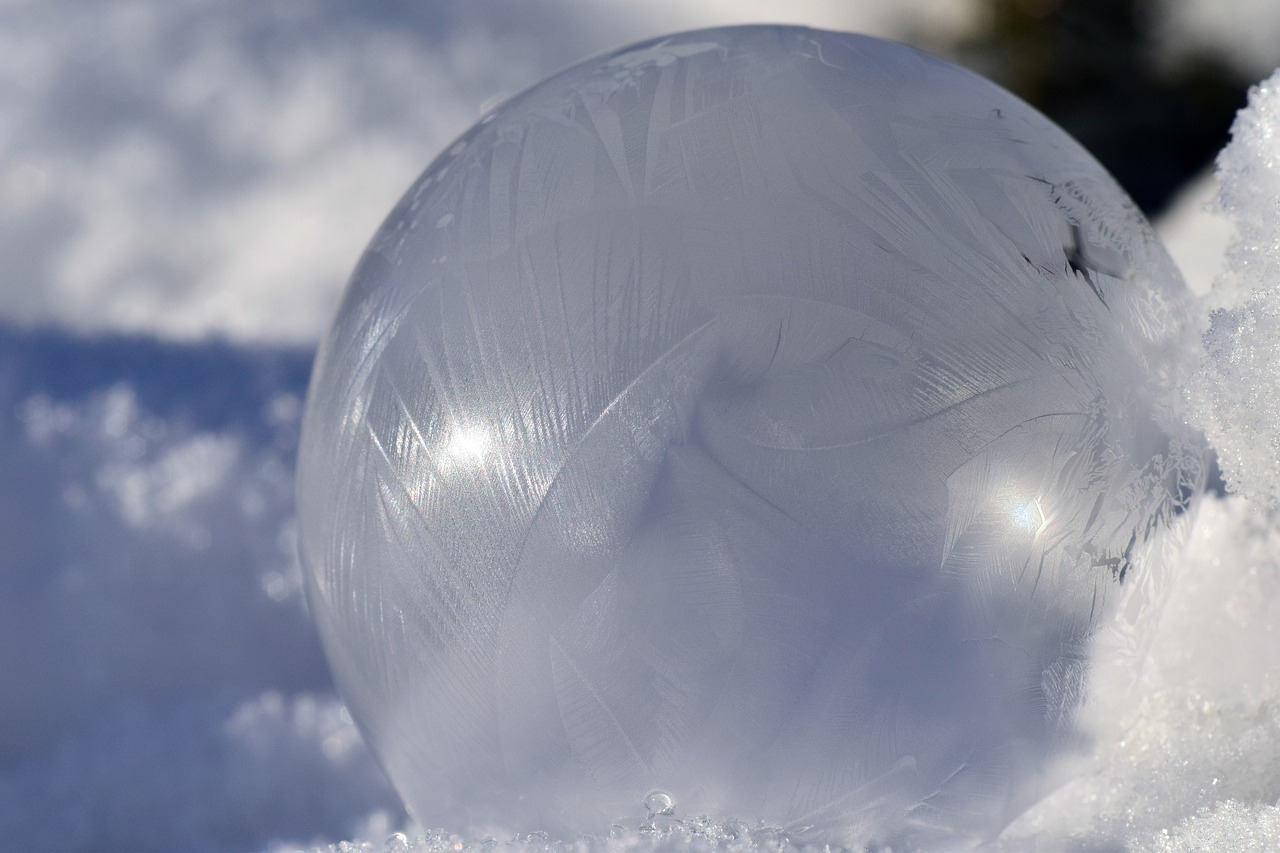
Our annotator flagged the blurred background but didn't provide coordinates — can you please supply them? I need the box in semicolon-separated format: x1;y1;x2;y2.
0;1;1273;850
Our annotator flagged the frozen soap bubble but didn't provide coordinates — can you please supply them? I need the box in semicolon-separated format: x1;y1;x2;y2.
297;26;1205;850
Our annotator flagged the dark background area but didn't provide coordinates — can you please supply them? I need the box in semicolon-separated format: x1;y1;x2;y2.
960;0;1248;216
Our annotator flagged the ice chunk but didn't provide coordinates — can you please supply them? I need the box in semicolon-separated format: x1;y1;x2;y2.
297;26;1204;849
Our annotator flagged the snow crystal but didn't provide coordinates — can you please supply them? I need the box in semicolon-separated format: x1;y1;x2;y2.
1135;800;1280;853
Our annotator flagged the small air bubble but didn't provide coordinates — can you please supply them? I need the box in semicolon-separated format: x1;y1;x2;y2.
643;789;675;816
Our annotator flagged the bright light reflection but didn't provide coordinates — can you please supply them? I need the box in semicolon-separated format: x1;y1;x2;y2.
443;425;491;468
1008;495;1047;535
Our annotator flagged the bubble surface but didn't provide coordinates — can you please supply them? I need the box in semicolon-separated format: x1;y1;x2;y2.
297;26;1204;849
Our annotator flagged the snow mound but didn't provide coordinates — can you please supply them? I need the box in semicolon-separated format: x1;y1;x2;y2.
1191;69;1280;505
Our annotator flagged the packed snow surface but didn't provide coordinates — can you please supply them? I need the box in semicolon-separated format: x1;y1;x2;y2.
297;27;1205;849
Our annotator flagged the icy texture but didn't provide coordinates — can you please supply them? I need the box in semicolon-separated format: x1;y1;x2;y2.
297;26;1204;849
1190;70;1280;506
1135;801;1280;853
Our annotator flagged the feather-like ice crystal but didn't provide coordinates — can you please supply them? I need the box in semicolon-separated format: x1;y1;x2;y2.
297;26;1204;850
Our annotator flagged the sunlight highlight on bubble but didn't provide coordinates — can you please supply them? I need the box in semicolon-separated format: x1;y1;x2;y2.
1008;495;1048;536
443;426;491;469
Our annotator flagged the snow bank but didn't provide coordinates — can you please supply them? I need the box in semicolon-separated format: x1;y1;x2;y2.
0;329;405;851
1190;70;1280;506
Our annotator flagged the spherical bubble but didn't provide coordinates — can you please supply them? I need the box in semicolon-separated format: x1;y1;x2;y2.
297;26;1205;850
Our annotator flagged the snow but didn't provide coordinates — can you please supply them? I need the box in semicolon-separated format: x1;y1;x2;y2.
0;330;407;850
1;2;1279;851
1134;801;1280;853
1188;70;1280;507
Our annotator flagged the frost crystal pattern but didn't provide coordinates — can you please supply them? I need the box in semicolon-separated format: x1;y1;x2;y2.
297;26;1203;849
